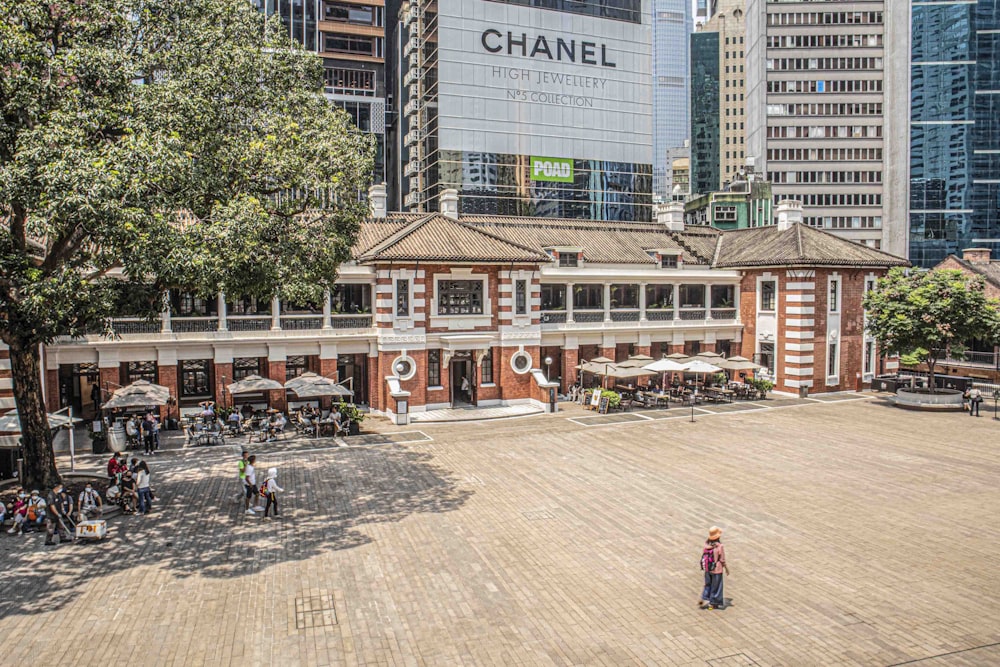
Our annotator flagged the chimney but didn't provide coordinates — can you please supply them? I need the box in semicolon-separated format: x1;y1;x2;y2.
775;199;803;231
655;201;685;232
368;183;387;219
439;188;459;220
962;248;992;265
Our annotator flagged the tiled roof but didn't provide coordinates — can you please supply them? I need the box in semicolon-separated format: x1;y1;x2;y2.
949;257;1000;290
459;216;718;265
713;223;908;269
356;214;551;263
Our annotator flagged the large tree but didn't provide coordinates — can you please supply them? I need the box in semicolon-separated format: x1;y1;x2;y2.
863;268;1000;392
1;0;374;488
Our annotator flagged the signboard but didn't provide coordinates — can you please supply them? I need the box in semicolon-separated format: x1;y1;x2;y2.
531;156;573;183
435;0;651;164
598;395;611;414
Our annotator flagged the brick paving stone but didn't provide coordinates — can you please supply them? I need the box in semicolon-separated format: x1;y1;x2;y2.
1;398;999;665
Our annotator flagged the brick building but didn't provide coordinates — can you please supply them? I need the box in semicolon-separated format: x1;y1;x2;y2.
10;191;905;424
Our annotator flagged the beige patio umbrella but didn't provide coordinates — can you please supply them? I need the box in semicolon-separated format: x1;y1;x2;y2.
617;354;655;368
102;379;171;409
664;352;690;360
0;409;83;432
715;356;763;373
285;373;354;398
227;374;284;394
643;358;689;389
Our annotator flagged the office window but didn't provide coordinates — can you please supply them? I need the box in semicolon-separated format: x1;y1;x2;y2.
285;355;308;380
829;279;840;313
864;340;875;376
396;279;410;317
428;350;441;387
760;280;776;311
828;342;839;377
438;280;485;315
540;284;566;310
181;360;211;398
126;361;157;384
233;357;260;382
481;348;493;384
758;343;775;375
558;252;579;267
573;284;603;310
515;280;527;315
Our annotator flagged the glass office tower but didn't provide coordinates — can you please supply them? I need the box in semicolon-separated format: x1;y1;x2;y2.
909;1;1000;267
653;0;693;200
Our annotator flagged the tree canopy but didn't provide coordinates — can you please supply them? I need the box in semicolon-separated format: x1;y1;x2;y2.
1;0;374;488
863;268;1000;390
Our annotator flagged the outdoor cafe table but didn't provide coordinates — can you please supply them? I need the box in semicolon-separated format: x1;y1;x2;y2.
642;392;671;408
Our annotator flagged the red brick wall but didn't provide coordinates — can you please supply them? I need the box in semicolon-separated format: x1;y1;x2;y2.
267;361;286;411
562;347;579;388
497;346;538;402
213;362;233;410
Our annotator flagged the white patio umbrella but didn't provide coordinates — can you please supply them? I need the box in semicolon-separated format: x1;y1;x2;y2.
102;379;171;409
606;366;657;380
681;359;724;390
664;352;690;361
285;373;354;398
0;409;83;433
643;358;689;390
227;374;284;394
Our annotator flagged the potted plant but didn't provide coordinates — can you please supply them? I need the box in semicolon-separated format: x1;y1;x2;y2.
337;402;365;435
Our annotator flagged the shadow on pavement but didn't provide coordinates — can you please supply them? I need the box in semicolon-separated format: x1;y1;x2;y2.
0;445;471;617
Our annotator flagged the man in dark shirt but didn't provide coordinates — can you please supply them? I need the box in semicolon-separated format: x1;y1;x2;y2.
44;484;73;545
119;471;138;514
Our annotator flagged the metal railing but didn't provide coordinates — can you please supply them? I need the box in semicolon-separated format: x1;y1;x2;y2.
330;314;373;329
280;316;324;330
941;350;998;367
227;316;271;332
710;308;737;320
610;309;640;322
678;308;706;321
573;310;604;323
540;311;567;324
172;317;218;333
108;318;161;335
646;309;675;321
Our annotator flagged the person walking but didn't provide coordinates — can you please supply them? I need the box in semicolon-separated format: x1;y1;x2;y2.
970;387;983;417
699;526;729;610
236;450;250;502
136;460;153;515
244;455;262;515
260;467;284;519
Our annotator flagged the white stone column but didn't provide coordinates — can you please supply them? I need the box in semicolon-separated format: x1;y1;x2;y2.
217;292;227;331
603;283;612;323
271;295;281;331
322;289;332;330
672;284;680;321
639;283;647;322
706;285;713;321
566;283;574;323
160;292;172;333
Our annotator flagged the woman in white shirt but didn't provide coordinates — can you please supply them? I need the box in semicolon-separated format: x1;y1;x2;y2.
136;461;152;515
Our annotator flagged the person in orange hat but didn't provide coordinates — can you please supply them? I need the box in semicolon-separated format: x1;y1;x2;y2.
699;526;729;610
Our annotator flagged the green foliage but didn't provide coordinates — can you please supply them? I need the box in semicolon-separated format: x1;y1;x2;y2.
1;0;373;486
337;401;364;424
746;377;773;395
863;268;1000;374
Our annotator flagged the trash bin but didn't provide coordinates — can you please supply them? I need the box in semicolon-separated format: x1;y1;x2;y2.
103;424;124;454
798;385;809;398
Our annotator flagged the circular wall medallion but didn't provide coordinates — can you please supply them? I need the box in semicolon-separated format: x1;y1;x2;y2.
510;351;532;374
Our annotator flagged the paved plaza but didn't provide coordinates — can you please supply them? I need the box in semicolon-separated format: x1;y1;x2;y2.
1;395;999;666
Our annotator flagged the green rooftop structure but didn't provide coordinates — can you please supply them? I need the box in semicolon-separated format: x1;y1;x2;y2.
685;175;773;230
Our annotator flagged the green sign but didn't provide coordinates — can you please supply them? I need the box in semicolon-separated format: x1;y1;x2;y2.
530;156;574;183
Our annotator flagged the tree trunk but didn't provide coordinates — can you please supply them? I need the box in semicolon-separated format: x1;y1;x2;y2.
7;337;61;489
927;358;937;395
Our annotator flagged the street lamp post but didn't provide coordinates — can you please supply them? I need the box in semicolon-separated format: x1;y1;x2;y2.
544;356;553;382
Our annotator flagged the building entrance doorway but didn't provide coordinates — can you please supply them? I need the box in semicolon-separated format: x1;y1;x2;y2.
450;355;476;406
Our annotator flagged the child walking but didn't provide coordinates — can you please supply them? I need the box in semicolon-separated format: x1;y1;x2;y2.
261;467;284;519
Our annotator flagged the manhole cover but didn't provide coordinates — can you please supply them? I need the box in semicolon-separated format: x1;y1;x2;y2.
294;594;337;629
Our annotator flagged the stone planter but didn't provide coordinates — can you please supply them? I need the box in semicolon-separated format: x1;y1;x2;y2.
892;388;964;411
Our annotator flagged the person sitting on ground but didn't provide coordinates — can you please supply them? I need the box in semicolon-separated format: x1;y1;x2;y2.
7;492;28;534
118;471;137;514
24;489;47;533
78;483;104;520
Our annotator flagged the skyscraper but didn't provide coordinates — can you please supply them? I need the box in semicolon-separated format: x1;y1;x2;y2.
652;0;693;200
908;1;1000;267
254;0;388;182
689;0;746;195
745;0;909;254
393;0;653;221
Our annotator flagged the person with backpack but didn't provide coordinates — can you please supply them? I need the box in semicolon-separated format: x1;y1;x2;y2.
78;483;104;520
699;526;729;610
260;467;284;519
45;484;74;545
